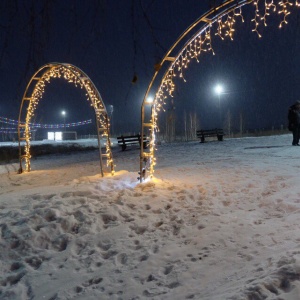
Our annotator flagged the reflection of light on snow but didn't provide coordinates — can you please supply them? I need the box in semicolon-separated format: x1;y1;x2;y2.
117;176;140;189
94;171;139;192
142;176;152;184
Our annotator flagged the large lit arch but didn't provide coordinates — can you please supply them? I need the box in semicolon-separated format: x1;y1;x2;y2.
18;62;114;177
139;0;300;182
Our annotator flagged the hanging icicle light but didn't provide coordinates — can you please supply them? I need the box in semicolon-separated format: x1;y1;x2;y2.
141;0;300;181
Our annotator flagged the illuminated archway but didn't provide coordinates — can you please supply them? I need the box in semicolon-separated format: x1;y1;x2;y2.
18;63;114;176
140;0;300;181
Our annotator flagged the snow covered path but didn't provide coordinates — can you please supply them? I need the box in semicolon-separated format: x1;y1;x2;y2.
1;135;300;299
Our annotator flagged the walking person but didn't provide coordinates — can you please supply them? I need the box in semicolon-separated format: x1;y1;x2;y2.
288;101;300;146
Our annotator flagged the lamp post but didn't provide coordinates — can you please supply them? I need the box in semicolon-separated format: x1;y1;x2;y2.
61;110;66;132
146;96;154;104
215;84;223;127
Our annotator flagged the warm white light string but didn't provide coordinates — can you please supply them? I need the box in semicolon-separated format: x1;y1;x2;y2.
143;0;299;179
19;64;114;174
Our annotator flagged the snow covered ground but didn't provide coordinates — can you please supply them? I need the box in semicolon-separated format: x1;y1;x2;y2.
1;134;300;300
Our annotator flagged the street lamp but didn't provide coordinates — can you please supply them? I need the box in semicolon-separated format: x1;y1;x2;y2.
61;110;66;132
215;84;224;127
146;96;154;104
108;105;113;135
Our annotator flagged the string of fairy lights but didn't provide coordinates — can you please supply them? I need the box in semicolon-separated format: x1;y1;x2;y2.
19;63;114;174
143;0;300;179
0;128;37;134
25;65;107;130
0;116;92;133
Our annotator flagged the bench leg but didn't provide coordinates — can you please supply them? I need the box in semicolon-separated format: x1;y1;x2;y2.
201;136;205;143
122;144;126;151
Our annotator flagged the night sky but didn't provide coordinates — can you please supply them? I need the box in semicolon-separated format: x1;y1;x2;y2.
0;0;300;137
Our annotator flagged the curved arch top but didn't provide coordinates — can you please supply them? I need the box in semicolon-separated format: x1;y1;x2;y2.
140;0;300;181
18;62;114;176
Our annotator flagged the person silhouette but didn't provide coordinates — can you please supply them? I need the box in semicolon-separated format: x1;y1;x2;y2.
288;101;300;146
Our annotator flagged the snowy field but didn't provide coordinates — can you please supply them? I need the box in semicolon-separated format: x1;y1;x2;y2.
1;134;300;300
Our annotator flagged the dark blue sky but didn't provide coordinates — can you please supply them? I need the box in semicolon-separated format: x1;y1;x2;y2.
0;0;300;136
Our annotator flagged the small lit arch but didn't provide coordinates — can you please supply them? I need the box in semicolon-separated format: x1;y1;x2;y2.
140;0;300;181
18;62;114;176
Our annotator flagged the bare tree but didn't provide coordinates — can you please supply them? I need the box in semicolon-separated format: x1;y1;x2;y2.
0;0;106;102
183;110;198;141
224;109;232;137
189;112;198;140
184;110;187;141
166;100;176;142
239;111;244;136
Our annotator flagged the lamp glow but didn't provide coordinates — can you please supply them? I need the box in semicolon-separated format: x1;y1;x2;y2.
146;96;154;104
215;84;224;95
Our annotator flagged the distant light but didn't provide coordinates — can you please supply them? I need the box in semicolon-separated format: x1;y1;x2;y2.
48;132;55;140
55;132;62;140
146;96;154;104
215;84;223;95
47;132;62;141
62;110;66;116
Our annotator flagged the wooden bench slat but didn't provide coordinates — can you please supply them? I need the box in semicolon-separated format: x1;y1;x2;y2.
117;134;149;151
196;128;224;143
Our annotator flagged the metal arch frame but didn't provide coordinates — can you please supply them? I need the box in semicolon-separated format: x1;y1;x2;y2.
139;0;253;182
18;62;114;176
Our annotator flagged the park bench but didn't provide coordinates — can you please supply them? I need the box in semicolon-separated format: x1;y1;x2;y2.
117;134;149;151
196;128;224;143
